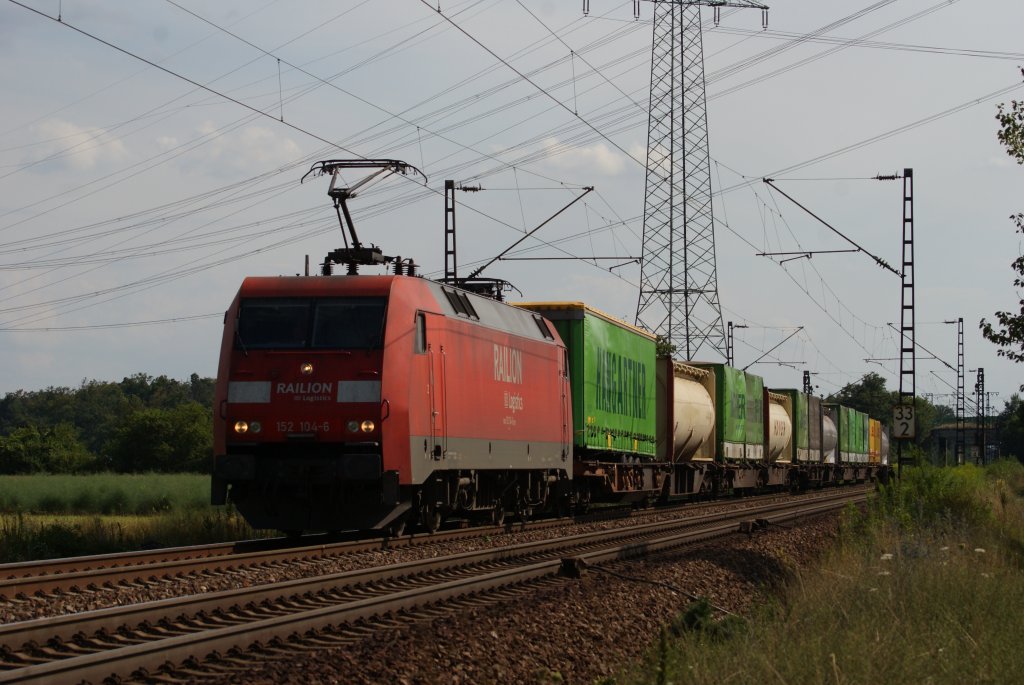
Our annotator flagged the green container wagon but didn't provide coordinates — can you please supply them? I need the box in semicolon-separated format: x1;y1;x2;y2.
517;302;657;458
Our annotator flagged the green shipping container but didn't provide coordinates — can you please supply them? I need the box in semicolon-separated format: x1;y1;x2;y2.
832;405;870;462
693;363;746;461
857;410;868;457
518;303;657;457
745;373;765;459
839;405;852;456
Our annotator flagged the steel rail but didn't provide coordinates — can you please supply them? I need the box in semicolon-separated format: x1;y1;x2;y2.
0;489;867;684
0;488;836;597
0;519;542;597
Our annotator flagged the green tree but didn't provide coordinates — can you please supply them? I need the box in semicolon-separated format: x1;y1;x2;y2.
827;372;940;444
993;394;1024;461
0;423;94;474
106;403;212;473
655;335;677;358
828;372;893;421
980;68;1024;381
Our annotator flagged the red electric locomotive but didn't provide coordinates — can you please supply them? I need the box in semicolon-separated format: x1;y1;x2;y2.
212;273;572;534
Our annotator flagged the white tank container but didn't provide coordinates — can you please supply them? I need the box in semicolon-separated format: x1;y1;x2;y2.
767;401;793;462
671;375;716;461
822;414;838;464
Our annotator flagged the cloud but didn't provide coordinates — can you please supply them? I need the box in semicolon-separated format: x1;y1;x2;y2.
26;119;129;172
184;123;303;177
541;137;627;175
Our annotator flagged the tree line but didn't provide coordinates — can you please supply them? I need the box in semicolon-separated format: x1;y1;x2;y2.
0;374;214;474
826;372;1024;461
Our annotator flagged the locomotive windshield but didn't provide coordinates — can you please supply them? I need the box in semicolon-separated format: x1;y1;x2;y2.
236;297;386;350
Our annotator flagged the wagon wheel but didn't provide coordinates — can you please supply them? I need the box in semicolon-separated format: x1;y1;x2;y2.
698;476;713;500
491;501;506;526
756;470;768;490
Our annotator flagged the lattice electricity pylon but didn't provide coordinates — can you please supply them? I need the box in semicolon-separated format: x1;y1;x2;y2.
636;0;768;361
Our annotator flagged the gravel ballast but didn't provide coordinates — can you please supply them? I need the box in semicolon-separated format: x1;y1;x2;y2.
218;513;842;685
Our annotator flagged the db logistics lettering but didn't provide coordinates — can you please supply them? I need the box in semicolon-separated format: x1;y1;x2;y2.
594;348;647;419
503;391;524;413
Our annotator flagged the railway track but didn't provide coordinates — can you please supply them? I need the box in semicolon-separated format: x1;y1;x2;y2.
0;487;868;684
0;488;844;599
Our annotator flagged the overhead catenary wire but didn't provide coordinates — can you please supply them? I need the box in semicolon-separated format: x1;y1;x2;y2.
0;0;1007;395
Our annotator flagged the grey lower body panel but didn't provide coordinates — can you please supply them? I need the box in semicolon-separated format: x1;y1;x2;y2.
409;435;567;482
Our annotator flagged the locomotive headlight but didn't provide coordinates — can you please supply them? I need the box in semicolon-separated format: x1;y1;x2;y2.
300;362;314;375
360;420;375;433
347;420;359;433
250;421;262;434
234;421;249;434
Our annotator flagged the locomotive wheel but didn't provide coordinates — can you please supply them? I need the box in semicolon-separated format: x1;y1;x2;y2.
388;517;407;538
420;503;442;533
556;495;571;519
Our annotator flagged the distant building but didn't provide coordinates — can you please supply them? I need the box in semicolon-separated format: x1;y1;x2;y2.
928;421;1000;466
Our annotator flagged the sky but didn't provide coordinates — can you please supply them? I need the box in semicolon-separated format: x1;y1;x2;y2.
0;0;1021;418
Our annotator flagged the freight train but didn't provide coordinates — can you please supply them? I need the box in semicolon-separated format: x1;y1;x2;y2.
211;275;889;535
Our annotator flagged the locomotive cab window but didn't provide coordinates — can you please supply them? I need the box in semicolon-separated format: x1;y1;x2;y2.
236;299;310;349
236;297;386;350
312;298;386;349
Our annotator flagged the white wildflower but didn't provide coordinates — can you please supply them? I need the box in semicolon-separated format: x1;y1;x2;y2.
880;553;894;561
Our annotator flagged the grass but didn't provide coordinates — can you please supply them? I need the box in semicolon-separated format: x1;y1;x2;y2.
0;509;257;563
0;473;210;515
612;459;1024;685
0;473;265;563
